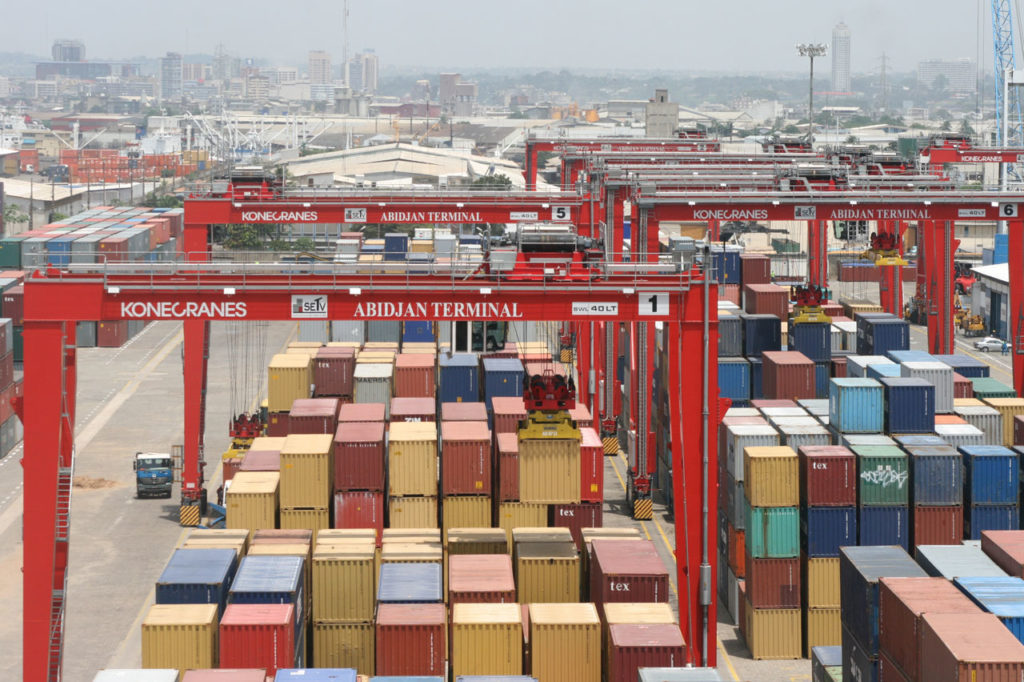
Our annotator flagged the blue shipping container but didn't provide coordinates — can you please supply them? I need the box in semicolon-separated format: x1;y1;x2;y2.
932;354;990;379
438;353;480;403
277;671;358;682
748;357;763;400
858;506;910;550
866;363;902;380
741;314;781;357
377;563;443;603
228;555;305;640
839;545;926;656
829;378;884;433
857;317;910;356
879;377;935;434
965;504;1020;540
155;548;237;616
814;362;830;399
962;445;1019;506
718;358;751;402
482;357;525;410
841;625;877;682
954;576;1024;644
791;323;831;362
403;321;435;343
802;506;857;557
906;445;963;506
894;434;948;448
384;233;408;252
709;247;741;283
885;350;934;364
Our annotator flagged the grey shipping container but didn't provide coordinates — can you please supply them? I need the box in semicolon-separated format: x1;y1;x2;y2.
366;320;401;343
77;321;97;348
331;320;365;343
915;543;1007;580
953;405;1003;445
298;320;330;344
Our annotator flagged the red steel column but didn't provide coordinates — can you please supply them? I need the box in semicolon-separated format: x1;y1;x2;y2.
525;142;538;191
183;222;209;263
807;220;828;288
22;321;70;682
929;221;958;355
707;220;720;243
577;320;591;416
1010;219;1024;395
917;220;930;324
182;318;210;512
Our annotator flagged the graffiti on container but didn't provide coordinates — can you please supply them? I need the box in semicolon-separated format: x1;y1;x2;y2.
860;466;907;489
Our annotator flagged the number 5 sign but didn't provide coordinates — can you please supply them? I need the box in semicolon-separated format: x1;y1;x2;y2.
639;292;670;316
551;206;571;221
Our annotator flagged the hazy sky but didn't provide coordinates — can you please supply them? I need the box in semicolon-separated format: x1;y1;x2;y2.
8;0;986;74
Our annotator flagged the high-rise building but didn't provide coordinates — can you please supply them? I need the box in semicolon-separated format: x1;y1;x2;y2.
309;50;333;85
440;73;461;114
645;89;679;138
160;52;184;102
51;40;85;62
347;51;379;94
917;59;977;94
831;22;851;93
182;63;210;83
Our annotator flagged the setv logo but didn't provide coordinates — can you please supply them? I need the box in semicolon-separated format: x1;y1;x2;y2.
291;295;327;319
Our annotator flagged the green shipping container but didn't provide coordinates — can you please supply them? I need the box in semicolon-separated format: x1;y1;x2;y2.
13;325;22;363
852;445;908;506
0;237;25;269
743;498;799;558
971;377;1017;399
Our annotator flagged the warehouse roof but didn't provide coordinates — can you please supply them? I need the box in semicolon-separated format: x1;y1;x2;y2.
972;262;1008;283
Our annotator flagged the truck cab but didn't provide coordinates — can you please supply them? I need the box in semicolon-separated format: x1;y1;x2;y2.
133;452;174;498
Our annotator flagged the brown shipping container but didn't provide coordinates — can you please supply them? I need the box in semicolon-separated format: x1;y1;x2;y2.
728;522;745;579
878;576;982;681
313;347;355;397
762;351;815;401
441;402;488;422
744;283;790;321
797;445;857;507
289;397;340;434
743;445;799;507
265;411;289;436
492;396;528;435
449;553;517;604
1016;415;1024;445
551;502;602;550
912;505;963;546
744;551;800;608
719;284;740;306
338;402;386;423
919;612;1024;682
740;253;771;284
529;603;601;682
375;603;446;676
390;397;436;423
394;353;436;398
953;373;974;399
607;624;686;682
496;432;519;502
97;320;129;347
334;421;386;492
601;602;676;663
239;450;281;473
831;357;848;379
983;530;1024;577
878;650;913;682
441;421;492;495
591;539;670;606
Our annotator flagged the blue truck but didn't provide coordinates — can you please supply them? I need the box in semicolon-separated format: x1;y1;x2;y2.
133;452;174;498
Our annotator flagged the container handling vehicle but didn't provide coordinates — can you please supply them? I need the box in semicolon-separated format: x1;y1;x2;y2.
132;452;174;498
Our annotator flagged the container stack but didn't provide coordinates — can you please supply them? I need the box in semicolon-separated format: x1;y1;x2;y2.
742;445;801;659
899;435;963;548
961;445;1020;539
388;421;439;529
278;434;333;536
441;419;492;533
333;399;386;543
311;530;376;672
513;527;580;603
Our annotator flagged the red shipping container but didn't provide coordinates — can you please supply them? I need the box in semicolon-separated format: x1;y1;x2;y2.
912;505;963;547
953;373;974;399
313;347;355;397
743;283;790;321
1016;415;1024;446
919;612;1024;682
761;351;815;401
182;670;268;682
496;432;519;502
831;356;848;378
334;490;384;545
878;577;981;681
739;253;771;285
0;351;13;391
97;320;129;347
878;651;912;682
580;427;604;502
223;456;244;482
219;603;297;676
492;396;527;435
727;521;744;578
750;399;798;409
743;551;799;608
338;402;386;423
394;353;436;398
448;554;516;604
441;420;491;495
239;450;281;472
3;285;24;325
266;411;289;436
551;501;602;550
981;530;1024;577
797;445;856;507
289;397;340;434
718;284;741;306
334;421;385;492
607;624;686;682
591;539;670;606
569;404;594;428
441;402;488;422
390;397;436;423
375;603;447;676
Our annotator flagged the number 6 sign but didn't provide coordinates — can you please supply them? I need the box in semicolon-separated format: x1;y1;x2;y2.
1000;203;1019;218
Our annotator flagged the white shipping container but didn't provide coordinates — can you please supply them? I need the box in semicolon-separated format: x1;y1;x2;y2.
354;363;393;414
725;565;741;624
724;424;780;481
725;407;761;418
797;399;830;417
779;424;831;450
768;416;820;429
953;405;1003;445
934;423;986;448
901;361;954;414
833;320;858;351
760;407;808;418
840;433;896;448
847;355;895;378
830;325;843;353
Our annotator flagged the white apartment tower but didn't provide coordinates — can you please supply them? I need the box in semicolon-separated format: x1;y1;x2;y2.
832;22;851;93
309;50;333;85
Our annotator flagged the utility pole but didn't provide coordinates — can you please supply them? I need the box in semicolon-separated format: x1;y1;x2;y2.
342;0;350;87
797;43;828;147
880;52;888;112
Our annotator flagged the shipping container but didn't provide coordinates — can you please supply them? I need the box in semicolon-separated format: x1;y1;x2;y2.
183;671;267;682
388;495;438;529
515;541;580;603
375;603;447;676
313;347;356;398
289;398;340;435
442;402;489;422
899;361;954;414
973;378;1019;399
591;539;670;605
856;317;909;357
449;554;516;604
483;357;525;410
219;603;298;675
878;377;935;435
492;397;528;435
268;354;312;413
916;544;1007;579
840;624;876;682
858;506;910;550
333;491;384;543
802;507;856;558
847;355;896;378
142;603;219;675
912;505;964;546
985;398;1024;446
441;421;491;495
155;548;237;617
225;472;279;534
387;422;438;496
607;624;686;682
918;611;1024;681
852;446;909;506
804;607;841;658
962;445;1019;506
718;358;750;402
394;354;436;398
450;603;524;677
377;562;443;603
798;446;856;507
338;402;386;424
804;556;840;608
312;544;375;622
778;423;830;450
810;646;842;682
744;552;800;607
529;603;601;682
932;423;985;449
274;670;357;682
762;351;815;401
333;421;385;492
279;434;333;508
518;437;580;504
441;496;491;533
551;502;602;550
741;313;782;357
829;378;883;433
980;530;1024;578
744;598;802;659
954;406;1003;445
743;446;798;507
390;397;437;423
723;424;780;482
744;501;799;558
496;502;548;544
718;311;743;357
312;622;373;672
579;429;603;503
906;445;963;507
354;364;393;410
229;555;305;641
439;353;480;403
966;504;1021;539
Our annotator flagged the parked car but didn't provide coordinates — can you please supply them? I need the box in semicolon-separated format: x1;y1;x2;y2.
974;336;1005;352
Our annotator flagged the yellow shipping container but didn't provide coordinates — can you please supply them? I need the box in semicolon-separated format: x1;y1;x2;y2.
410;239;433;253
983;398;1024;445
497;502;547;544
141;603;218;675
743;446;799;507
518;439;581;504
804;557;840;608
267;353;312;412
279;434;333;508
225;471;279;534
180;537;246;559
512;527;573;544
803;607;841;657
382;528;442;544
516;543;580;603
279;507;330;539
358;254;385;274
381;542;443;565
447;528;509;555
319;528;377;544
249;436;286;453
388;496;438;528
451;603;523;677
183;528;250;552
313;621;375;673
529;603;600;682
443;496;491;534
743;598;802;659
388;422;438;496
313;545;375;622
954;398;985;408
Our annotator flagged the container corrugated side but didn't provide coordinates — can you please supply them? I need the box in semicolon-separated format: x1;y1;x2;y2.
529;603;601;682
518;439;581;504
724;424;780;481
955;405;1004;445
798;445;857;507
839;546;926;656
901;361;955;414
954;576;1024;644
450;603;523;677
441;496;491;534
374;603;447;676
279;434;333;508
852;446;909;506
743;598;802;659
962;445;1019;506
607;623;686;682
804;556;840;608
311;546;374;622
803;608;840;658
141;604;219;675
743;501;799;558
516;542;580;603
966;504;1021;539
828;378;883;433
388;495;438;529
225;472;279;534
312;621;374;673
496;502;547;545
918;611;1024;681
268;354;312;412
387;422;438;496
985;398;1024;446
743;446;798;507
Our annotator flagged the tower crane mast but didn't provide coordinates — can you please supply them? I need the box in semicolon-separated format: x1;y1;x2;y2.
992;0;1024;182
